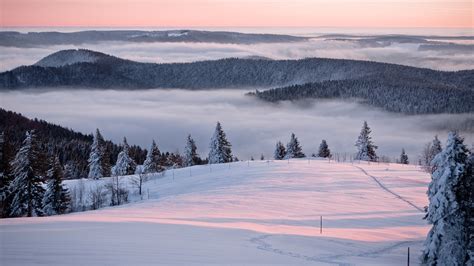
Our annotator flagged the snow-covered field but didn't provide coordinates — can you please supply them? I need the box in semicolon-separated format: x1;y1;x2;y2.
0;159;430;265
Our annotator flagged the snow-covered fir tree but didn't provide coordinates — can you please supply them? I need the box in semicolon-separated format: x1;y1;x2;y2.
465;153;474;264
112;137;137;176
208;122;232;164
355;121;378;162
421;132;471;265
400;148;409;164
0;131;15;218
43;156;70;215
422;135;443;173
0;132;3;179
184;134;199;167
431;136;442;155
142;140;163;173
88;129;105;179
0;132;6;200
317;140;331;158
274;141;286;160
285;133;305;159
8;131;45;217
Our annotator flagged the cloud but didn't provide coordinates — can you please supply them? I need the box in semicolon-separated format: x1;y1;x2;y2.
1;89;472;162
0;38;473;72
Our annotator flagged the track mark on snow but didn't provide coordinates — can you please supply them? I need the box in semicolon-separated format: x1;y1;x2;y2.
250;234;421;265
352;166;424;213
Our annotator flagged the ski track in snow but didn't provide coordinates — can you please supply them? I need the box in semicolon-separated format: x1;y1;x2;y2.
246;163;425;265
352;165;425;213
249;233;422;265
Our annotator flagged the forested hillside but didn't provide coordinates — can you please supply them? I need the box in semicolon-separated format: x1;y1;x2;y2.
0;109;147;179
249;74;474;114
1;49;472;93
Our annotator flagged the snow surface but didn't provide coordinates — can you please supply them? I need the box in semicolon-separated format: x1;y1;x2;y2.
0;159;430;265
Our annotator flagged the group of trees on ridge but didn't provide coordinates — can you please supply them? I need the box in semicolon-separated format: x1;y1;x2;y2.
249;75;474;114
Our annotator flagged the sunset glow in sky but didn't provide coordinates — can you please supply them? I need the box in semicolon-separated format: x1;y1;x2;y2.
1;0;472;28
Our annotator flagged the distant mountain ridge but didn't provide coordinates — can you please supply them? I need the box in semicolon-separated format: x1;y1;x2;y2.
0;30;308;47
1;49;472;90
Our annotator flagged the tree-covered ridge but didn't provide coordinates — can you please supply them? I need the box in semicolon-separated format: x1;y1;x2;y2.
1;49;472;93
0;108;147;179
250;74;474;114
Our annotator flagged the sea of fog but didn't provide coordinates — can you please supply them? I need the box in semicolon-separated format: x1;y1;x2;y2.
1;89;472;162
1;27;473;72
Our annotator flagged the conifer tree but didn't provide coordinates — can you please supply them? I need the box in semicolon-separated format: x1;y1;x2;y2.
274;141;286;160
422;132;470;265
100;137;112;178
184;134;199;166
0;132;4;179
285;133;305;159
355;121;378;161
400;148;409;164
260;154;265;160
143;140;163;173
464;153;474;264
88;129;104;179
317;140;331;158
0;132;14;217
112;137;137;176
8;131;45;217
422;135;443;173
431;136;442;156
43;156;70;215
208;122;232;164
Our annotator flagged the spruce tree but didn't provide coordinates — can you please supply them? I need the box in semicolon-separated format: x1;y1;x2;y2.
427;136;443;173
143;140;163;173
0;132;14;217
464;153;474;264
318;140;331;158
8;131;45;217
184;134;199;166
0;132;4;178
285;133;305;159
100;135;111;178
274;141;286;160
112;137;137;176
400;148;409;164
43;156;71;215
88;129;104;179
422;132;470;265
208;122;232;164
431;136;442;156
355;121;378;161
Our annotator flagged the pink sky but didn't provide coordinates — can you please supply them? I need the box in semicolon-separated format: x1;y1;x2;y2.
1;0;472;28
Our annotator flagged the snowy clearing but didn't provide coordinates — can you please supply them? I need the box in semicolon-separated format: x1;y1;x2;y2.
0;159;430;265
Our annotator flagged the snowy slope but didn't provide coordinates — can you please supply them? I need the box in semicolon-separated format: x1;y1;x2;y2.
0;159;430;265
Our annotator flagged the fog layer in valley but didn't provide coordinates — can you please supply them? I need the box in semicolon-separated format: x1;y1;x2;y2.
1;89;472;162
1;38;473;72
